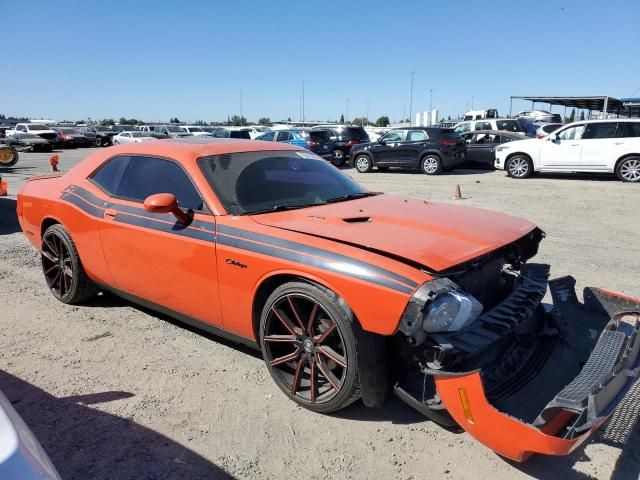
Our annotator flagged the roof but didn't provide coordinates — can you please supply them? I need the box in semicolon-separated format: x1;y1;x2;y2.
511;96;624;111
107;137;303;163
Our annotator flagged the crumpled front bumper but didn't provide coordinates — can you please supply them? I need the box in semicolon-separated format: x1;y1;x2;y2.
434;285;640;462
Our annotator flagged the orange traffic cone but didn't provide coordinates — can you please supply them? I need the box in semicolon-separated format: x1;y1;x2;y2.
50;154;59;172
453;184;462;200
0;177;7;196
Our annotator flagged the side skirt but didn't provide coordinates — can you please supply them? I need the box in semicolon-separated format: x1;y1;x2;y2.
95;282;259;350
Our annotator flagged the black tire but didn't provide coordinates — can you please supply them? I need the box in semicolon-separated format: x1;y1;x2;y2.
0;146;19;167
615;156;640;183
95;137;103;147
354;154;373;173
41;224;99;304
113;139;120;145
331;149;345;167
506;155;533;179
259;281;361;413
420;154;442;175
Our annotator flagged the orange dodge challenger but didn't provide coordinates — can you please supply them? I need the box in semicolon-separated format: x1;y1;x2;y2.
17;138;639;461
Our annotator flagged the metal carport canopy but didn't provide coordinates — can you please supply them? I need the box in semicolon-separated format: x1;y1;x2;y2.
510;96;624;115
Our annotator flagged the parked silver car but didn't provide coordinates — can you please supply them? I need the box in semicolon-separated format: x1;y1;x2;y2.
514;110;563;124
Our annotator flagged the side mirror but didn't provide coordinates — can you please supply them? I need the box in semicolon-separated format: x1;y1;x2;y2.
377;138;385;145
548;134;558;142
143;193;190;223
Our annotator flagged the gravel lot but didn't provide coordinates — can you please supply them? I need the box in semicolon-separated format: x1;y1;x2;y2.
1;148;639;480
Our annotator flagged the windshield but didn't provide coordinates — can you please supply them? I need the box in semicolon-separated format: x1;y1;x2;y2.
27;124;49;131
188;127;205;132
128;131;149;137
19;133;40;139
166;126;183;132
198;151;370;215
59;128;76;134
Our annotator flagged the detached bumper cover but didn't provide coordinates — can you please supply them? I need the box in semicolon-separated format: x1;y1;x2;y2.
434;286;640;462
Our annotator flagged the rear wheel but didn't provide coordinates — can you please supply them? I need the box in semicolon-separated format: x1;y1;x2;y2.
331;149;345;167
420;155;442;175
507;155;533;179
41;224;98;304
616;156;640;182
259;281;361;413
354;154;373;173
95;137;103;147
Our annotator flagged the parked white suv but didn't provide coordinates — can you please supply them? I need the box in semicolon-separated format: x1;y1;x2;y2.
494;119;640;182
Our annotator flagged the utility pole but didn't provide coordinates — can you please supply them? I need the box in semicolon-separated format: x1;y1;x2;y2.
429;89;433;126
239;89;243;126
302;80;305;125
346;98;349;124
366;102;370;126
409;71;414;126
471;95;474;110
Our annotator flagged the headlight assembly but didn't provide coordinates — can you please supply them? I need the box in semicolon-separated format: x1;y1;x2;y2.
398;278;483;345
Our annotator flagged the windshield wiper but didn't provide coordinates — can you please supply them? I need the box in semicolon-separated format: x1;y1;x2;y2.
247;201;326;215
325;192;381;204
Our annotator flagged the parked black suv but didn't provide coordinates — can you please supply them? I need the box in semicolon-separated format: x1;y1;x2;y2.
349;127;466;174
311;125;370;166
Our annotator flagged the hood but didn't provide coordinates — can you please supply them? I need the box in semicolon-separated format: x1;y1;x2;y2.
250;194;536;272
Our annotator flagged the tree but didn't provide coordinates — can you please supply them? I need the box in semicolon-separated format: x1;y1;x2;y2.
568;109;576;123
352;117;369;126
99;118;115;126
375;116;390;127
339;114;345;123
287;117;292;122
170;117;181;124
227;115;247;126
447;116;452;121
258;117;271;125
0;114;5;120
579;111;585;121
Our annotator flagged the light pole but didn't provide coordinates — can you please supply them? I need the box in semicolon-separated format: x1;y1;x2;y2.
429;88;433;126
409;71;414;126
302;80;305;125
471;95;474;110
346;98;349;124
366;102;370;126
240;89;243;126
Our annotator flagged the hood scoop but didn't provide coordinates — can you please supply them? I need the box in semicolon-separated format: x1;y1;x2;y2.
342;216;371;223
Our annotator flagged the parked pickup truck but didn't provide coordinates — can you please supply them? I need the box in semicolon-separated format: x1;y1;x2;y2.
77;126;117;147
6;124;59;143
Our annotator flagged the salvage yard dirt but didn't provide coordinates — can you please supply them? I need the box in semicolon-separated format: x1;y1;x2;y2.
1;148;639;479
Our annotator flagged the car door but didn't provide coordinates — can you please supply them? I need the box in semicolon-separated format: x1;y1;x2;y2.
538;124;585;170
579;122;624;171
465;133;497;166
374;129;407;165
402;129;430;166
90;154;223;327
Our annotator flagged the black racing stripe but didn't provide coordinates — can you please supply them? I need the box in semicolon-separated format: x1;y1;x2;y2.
217;224;418;288
113;212;214;242
60;192;105;218
217;233;414;295
67;185;106;208
69;184;215;232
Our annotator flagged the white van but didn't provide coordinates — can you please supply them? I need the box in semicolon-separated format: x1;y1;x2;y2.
463;109;499;121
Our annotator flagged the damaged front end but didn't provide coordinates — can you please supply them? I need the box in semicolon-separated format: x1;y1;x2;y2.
393;229;640;461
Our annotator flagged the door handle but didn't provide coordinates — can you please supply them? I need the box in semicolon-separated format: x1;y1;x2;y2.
570;144;580;146
104;208;117;218
614;142;624;145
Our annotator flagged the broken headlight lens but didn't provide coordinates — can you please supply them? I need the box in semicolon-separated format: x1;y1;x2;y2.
398;279;483;344
422;290;483;332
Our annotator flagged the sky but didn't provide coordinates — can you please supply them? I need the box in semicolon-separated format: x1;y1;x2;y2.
2;0;639;124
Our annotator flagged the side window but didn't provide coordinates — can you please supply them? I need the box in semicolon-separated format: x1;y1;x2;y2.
92;156;204;211
582;122;619;139
475;122;492;131
557;125;585;141
380;130;404;143
260;132;275;141
276;131;292;142
623;122;640;137
455;123;470;134
407;130;428;142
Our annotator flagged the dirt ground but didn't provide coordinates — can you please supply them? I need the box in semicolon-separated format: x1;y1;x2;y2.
1;148;639;480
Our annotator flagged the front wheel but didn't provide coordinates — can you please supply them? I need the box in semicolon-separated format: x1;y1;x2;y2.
0;146;19;167
259;282;360;413
354;154;373;173
616;156;640;182
421;155;442;175
113;139;120;145
506;155;533;179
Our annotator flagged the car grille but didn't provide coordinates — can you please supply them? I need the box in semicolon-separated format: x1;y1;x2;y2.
454;254;509;308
